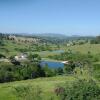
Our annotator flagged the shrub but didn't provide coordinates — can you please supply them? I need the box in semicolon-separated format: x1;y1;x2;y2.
93;64;100;81
55;79;100;100
0;53;6;58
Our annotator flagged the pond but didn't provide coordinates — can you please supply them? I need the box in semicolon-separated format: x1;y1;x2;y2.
40;61;64;69
51;50;64;53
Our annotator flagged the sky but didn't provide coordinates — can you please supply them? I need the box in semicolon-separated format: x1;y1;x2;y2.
0;0;100;36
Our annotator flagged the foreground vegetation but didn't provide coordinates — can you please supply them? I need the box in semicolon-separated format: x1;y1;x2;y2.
0;74;99;100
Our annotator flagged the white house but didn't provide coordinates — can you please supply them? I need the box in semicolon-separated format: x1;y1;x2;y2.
15;53;27;61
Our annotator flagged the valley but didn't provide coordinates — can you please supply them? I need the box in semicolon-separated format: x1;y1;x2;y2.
0;33;100;100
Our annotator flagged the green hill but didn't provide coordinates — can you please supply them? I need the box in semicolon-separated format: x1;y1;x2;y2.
0;72;99;100
0;76;75;100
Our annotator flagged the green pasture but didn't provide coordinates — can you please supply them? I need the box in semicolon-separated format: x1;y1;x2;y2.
0;76;75;100
0;72;99;100
65;44;100;54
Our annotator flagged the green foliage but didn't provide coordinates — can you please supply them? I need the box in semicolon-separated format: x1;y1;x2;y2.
28;53;41;61
0;40;5;46
13;85;42;100
55;79;100;100
49;51;100;64
43;64;55;77
93;63;100;81
64;61;75;74
0;53;6;58
0;61;45;83
55;67;64;75
0;63;15;82
90;36;100;44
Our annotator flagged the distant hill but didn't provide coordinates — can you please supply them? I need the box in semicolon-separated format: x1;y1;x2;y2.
0;33;95;45
32;33;95;40
32;33;67;39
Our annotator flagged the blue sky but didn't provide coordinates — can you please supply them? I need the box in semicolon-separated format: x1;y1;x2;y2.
0;0;100;36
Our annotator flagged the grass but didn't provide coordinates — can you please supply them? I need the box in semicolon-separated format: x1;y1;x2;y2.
0;40;100;58
0;40;30;57
0;73;99;100
35;43;100;57
0;76;75;100
64;44;100;54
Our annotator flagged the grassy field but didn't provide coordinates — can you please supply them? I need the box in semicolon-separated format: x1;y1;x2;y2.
0;40;100;58
0;74;99;100
0;76;75;100
0;40;30;57
65;44;100;54
35;44;100;58
0;40;58;57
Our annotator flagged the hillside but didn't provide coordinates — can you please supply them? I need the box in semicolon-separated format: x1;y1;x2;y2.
65;43;100;54
0;76;74;100
0;74;99;100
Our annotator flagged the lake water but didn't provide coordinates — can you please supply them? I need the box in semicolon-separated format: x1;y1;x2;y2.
40;50;65;68
40;61;64;69
51;50;64;53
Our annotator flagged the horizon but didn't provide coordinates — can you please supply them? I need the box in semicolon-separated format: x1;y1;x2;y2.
0;32;98;37
0;0;100;36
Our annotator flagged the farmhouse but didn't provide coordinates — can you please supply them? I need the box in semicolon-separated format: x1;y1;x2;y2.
15;53;28;61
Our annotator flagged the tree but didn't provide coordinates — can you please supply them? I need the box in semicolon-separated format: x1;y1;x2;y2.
43;64;54;77
0;54;6;58
64;61;75;74
56;67;64;75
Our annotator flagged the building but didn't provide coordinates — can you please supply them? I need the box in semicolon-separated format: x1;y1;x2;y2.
15;53;28;61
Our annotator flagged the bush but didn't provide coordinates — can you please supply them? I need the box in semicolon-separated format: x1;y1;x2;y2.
0;53;6;58
93;64;100;81
55;79;100;100
64;61;75;74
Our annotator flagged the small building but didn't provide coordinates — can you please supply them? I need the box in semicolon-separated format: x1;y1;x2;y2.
15;53;28;61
